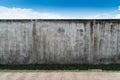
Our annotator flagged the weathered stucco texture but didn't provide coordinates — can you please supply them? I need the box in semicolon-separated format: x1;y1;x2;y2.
0;19;120;64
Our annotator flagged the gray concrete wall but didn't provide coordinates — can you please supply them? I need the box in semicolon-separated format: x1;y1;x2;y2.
0;19;120;64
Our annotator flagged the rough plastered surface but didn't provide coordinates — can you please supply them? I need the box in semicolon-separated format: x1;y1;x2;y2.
0;19;120;64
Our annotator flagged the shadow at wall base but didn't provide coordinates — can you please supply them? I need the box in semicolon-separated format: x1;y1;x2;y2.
0;64;120;71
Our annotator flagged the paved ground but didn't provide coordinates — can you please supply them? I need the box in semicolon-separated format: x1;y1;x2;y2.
0;71;120;80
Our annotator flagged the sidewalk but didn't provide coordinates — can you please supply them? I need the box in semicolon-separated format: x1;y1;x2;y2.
0;71;120;80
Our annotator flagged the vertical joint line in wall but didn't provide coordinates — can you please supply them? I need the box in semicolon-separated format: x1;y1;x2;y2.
93;19;97;61
117;23;119;56
90;19;96;63
32;19;38;63
89;20;93;63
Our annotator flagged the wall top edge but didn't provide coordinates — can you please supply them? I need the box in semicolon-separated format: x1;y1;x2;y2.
0;19;120;22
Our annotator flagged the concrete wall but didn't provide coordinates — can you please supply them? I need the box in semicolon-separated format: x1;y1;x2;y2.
0;19;120;64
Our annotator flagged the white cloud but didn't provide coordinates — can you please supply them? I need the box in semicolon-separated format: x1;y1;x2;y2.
80;14;113;19
82;6;120;19
0;6;68;19
113;6;120;19
118;6;120;11
114;14;120;18
0;6;120;19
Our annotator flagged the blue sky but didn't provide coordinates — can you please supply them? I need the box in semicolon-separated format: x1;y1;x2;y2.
0;0;119;9
0;0;120;19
